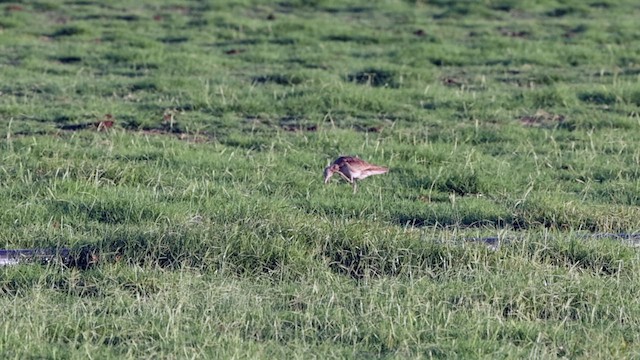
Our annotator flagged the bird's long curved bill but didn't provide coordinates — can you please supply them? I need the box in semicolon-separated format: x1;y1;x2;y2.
323;167;333;184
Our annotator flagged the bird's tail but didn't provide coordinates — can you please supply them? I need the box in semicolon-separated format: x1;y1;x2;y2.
366;166;389;175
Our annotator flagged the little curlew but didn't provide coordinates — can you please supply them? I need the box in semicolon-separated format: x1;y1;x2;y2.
323;156;388;193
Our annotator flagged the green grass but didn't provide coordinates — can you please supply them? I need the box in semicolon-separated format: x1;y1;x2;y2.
2;0;640;358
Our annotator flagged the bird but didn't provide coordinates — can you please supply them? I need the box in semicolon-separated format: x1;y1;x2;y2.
323;156;388;193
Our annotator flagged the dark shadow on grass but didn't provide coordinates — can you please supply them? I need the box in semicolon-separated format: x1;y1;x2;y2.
114;14;140;21
546;7;584;17
323;236;486;280
347;68;398;88
408;173;484;197
51;25;86;38
57;120;114;131
353;123;385;133
219;136;270;151
589;2;611;8
280;116;317;132
187;18;209;27
81;14;140;21
252;74;305;86
212;39;262;47
159;36;189;44
269;37;297;45
325;243;374;280
519;109;566;128
103;231;182;269
130;80;159;92
52;114;76;123
578;91;617;105
597;68;640;77
100;226;287;274
510;206;601;232
490;3;512;12
47;199;161;225
118;115;200;138
323;6;371;13
393;213;509;228
324;34;379;44
530;239;632;276
286;57;329;69
56;56;82;64
429;58;469;67
67;0;114;6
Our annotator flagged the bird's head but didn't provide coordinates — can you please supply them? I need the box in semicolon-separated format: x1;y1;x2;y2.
323;164;339;184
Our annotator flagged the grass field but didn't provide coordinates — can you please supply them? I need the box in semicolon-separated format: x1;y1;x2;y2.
2;0;640;358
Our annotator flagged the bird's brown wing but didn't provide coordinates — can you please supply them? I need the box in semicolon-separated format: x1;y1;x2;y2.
337;156;370;167
342;157;388;173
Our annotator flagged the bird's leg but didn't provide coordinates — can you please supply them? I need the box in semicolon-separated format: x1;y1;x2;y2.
337;165;354;183
352;180;357;194
337;171;352;183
